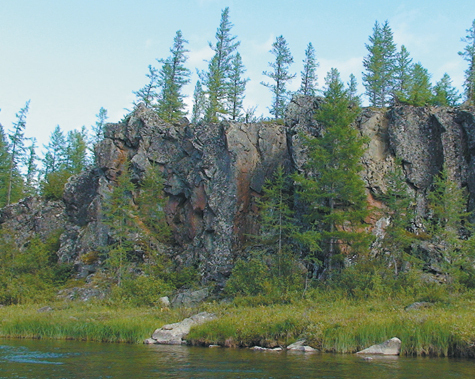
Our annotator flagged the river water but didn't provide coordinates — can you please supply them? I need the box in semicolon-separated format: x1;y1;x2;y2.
1;339;474;378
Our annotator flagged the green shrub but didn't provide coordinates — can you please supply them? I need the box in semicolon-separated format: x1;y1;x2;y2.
41;169;72;200
111;274;173;307
224;258;271;296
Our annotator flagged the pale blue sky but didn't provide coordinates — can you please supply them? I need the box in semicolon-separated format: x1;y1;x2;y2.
1;0;474;149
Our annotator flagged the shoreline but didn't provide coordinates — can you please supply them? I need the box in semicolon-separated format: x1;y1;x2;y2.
1;294;475;357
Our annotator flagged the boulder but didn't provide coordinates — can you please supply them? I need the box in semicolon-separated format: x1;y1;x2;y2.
145;312;216;345
171;288;209;308
356;337;402;355
405;302;434;311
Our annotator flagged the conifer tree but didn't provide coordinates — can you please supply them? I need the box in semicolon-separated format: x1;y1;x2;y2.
156;30;191;122
380;161;416;274
136;164;171;244
0;125;18;207
227;52;248;120
201;7;240;122
407;63;432;106
133;65;159;108
24;138;38;196
295;68;370;273
92;107;108;147
103;164;138;286
393;45;413;102
42;125;67;176
7;101;29;205
257;165;299;286
257;165;297;255
65;126;89;174
432;73;461;106
427;166;475;279
347;73;361;107
363;21;397;107
261;35;296;119
191;80;207;124
458;19;475;104
299;42;318;96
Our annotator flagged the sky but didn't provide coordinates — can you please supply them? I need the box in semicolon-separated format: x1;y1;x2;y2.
0;0;474;152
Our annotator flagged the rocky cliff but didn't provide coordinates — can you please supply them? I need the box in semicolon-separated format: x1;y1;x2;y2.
1;98;475;285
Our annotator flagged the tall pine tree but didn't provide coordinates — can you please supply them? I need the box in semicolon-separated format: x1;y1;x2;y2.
299;42;318;96
201;7;240;122
156;30;191;122
295;68;370;274
133;65;159;108
227;52;248;121
432;73;461;106
191;80;207;124
458;19;475;104
363;21;397;107
393;45;413;102
7;101;29;205
261;35;296;119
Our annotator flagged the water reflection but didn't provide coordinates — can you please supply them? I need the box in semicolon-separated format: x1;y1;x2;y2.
0;339;475;378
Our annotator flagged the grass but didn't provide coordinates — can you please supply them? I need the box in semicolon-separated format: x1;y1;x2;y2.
189;291;475;357
1;291;475;357
0;302;188;343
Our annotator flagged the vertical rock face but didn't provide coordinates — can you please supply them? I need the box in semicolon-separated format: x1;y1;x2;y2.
1;100;475;284
68;104;290;282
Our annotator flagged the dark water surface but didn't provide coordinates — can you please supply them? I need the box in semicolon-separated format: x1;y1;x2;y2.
1;338;474;378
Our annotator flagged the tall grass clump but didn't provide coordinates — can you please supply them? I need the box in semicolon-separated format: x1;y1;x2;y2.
0;302;184;343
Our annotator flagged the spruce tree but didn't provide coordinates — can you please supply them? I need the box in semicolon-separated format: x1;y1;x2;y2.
24;138;38;196
257;165;299;288
92;107;108;147
299;42;318;96
432;73;461;106
347;73;361;107
227;52;248;120
380;161;416;274
191;80;207;124
42;125;67;176
7;101;29;205
136;164;171;244
458;19;475;104
427;166;475;280
407;63;432;106
201;7;240;122
65;127;89;174
156;30;191;122
295;68;370;273
363;21;397;107
103;164;138;286
261;35;296;119
0;125;18;207
133;65;159;108
393;45;413;102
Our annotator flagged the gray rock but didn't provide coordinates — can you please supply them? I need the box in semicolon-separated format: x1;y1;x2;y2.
147;312;217;345
159;296;170;307
405;302;434;311
286;340;307;350
356;337;402;355
37;306;53;313
171;288;209;308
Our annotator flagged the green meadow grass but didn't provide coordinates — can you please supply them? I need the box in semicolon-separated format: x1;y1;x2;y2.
0;302;187;343
1;292;475;357
190;292;475;357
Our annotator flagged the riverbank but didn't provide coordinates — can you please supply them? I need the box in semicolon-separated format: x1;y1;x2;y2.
0;303;189;343
1;291;475;357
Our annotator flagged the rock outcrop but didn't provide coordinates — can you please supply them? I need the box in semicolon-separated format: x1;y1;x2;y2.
356;337;402;355
144;312;217;345
1;98;475;286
